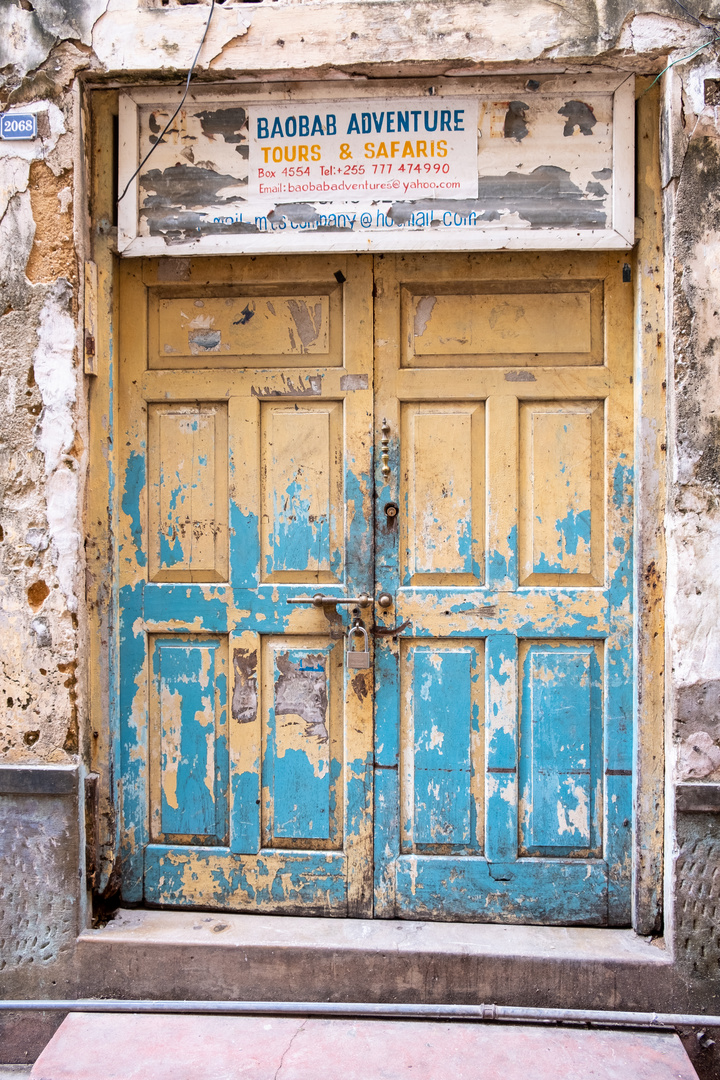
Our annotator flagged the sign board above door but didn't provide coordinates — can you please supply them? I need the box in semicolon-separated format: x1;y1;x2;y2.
117;74;634;256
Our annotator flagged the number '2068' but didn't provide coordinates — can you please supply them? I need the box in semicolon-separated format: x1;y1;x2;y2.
0;114;36;139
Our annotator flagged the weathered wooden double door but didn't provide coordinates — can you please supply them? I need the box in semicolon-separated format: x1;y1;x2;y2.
118;252;633;925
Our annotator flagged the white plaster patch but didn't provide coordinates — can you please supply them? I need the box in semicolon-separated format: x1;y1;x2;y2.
0;158;31;221
57;186;73;214
677;730;720;781
34;295;76;473
93;4;250;72
0;189;35;293
32;282;80;613
667;508;720;686
0;6;54;76
617;13;704;54
25;528;49;552
46;466;82;614
686;62;720;118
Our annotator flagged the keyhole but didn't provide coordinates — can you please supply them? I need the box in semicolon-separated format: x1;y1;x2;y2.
384;501;399;527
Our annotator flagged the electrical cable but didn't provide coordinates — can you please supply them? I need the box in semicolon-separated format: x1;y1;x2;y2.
117;0;216;205
670;0;718;36
641;38;718;95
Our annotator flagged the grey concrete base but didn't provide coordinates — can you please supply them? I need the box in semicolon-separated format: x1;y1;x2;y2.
0;766;82;1000
76;909;679;1012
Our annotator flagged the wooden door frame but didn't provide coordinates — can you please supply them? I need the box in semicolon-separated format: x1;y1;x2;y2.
85;81;665;934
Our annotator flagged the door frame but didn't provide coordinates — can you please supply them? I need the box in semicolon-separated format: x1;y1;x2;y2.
85;80;666;935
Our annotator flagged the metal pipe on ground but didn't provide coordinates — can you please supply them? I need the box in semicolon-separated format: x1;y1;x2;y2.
1;1001;719;1030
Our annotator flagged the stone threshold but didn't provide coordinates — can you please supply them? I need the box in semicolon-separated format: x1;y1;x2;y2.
82;908;668;964
75;909;675;1012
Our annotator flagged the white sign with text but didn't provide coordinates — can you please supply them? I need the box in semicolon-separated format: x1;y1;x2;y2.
247;98;479;204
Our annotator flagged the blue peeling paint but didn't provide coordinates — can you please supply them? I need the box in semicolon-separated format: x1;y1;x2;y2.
272;479;330;572
534;508;591;573
230;769;261;853
413;648;473;846
118;581;147;901
158;644;215;836
229;501;260;588
487;524;517;587
519;643;601;855
159;530;185;567
121;452;147;567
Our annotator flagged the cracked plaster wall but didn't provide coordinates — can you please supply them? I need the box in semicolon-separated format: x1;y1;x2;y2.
664;61;720;787
0;93;86;766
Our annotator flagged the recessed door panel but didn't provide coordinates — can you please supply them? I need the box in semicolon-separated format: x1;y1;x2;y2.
149;635;229;845
518;401;603;587
401;404;484;586
148;403;229;583
261;402;343;583
400;639;484;853
262;637;343;847
518;640;603;857
149;286;342;368
402;281;603;367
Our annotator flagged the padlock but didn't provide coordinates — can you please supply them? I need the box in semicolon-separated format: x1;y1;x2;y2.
347;625;370;669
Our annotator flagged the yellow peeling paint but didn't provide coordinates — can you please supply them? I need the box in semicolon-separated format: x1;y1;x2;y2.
160;686;182;811
556;783;590;839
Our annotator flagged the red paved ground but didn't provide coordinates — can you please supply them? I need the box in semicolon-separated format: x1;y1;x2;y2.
30;1013;699;1080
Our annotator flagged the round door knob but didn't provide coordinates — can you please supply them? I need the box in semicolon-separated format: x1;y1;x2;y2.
377;592;393;609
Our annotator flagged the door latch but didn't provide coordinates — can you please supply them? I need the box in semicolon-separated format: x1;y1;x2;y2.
346;624;370;669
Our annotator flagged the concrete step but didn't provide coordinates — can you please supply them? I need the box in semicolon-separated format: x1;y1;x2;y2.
30;1013;699;1080
76;909;678;1011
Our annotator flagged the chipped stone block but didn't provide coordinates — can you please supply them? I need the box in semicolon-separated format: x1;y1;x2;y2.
0;766;81;991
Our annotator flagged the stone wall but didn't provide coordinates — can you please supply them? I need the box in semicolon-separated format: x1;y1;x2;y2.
661;57;720;991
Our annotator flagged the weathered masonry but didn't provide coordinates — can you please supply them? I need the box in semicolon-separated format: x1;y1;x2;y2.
2;1;720;1075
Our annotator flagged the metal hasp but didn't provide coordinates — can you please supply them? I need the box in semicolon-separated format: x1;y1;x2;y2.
287;593;372;608
347;625;370;669
380;418;391;479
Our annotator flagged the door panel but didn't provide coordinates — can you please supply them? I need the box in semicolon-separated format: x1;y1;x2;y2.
401;279;604;367
149;635;229;845
518;401;604;587
262;636;343;847
147;403;229;583
119;255;374;917
148;287;342;369
261;402;344;583
401;404;485;586
518;640;603;857
400;639;485;854
374;252;633;925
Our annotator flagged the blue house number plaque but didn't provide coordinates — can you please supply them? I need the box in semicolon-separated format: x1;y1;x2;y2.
0;113;37;140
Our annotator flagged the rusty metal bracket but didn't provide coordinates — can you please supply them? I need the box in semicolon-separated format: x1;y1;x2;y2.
372;619;411;639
